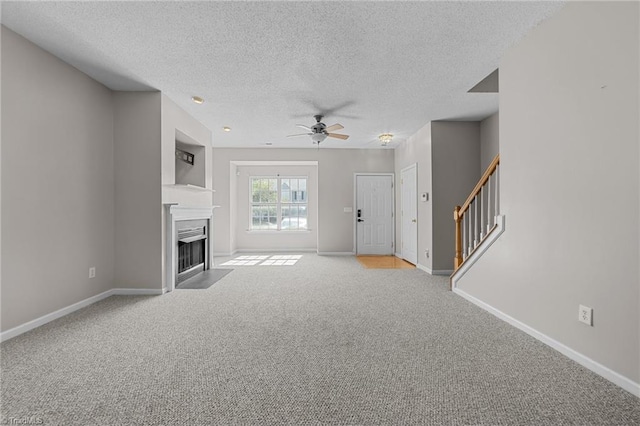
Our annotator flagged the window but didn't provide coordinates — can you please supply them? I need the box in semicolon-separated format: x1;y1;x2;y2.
251;177;307;231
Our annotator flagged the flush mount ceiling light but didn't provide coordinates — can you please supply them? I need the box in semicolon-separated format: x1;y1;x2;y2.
223;126;231;132
378;133;394;146
191;96;204;104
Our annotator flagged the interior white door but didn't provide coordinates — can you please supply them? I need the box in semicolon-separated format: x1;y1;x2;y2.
356;175;394;255
401;164;418;265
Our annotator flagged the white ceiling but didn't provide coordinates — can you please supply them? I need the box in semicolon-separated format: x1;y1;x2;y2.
1;1;565;149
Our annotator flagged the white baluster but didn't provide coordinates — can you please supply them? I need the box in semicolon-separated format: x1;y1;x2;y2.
487;174;492;234
474;195;479;248
462;214;466;260
479;186;484;240
494;165;499;223
467;201;473;256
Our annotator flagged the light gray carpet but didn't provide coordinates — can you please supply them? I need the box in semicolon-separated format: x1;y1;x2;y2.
176;268;233;290
1;254;639;425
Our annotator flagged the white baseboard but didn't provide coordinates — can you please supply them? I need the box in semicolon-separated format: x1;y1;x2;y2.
453;287;640;398
317;251;355;256
416;263;453;276
395;252;402;258
416;263;430;273
112;288;163;296
1;288;161;343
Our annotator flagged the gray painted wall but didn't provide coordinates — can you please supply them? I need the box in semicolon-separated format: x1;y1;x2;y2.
0;27;216;330
1;27;115;331
394;123;433;270
480;112;499;171
213;148;395;255
431;122;481;271
457;2;639;383
395;121;480;272
113;92;163;290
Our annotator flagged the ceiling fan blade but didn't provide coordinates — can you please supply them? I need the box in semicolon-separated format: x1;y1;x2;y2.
287;133;313;137
327;133;349;140
325;123;344;132
296;124;312;131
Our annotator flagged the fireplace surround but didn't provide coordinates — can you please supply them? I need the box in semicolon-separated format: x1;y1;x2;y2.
165;204;216;292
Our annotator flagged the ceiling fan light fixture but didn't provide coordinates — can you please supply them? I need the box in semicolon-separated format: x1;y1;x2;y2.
379;133;394;145
312;133;328;143
191;96;205;104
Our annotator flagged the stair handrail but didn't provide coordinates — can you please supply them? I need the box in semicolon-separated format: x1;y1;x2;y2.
454;154;500;271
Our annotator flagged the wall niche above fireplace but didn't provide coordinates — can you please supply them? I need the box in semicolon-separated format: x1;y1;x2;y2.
175;129;206;188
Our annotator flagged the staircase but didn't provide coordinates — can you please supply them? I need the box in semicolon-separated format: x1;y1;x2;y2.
450;154;505;289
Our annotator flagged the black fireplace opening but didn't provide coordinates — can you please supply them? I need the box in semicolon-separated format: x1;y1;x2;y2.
176;219;208;284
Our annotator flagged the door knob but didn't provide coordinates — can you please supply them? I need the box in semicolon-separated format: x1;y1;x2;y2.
412;219;417;223
357;219;364;222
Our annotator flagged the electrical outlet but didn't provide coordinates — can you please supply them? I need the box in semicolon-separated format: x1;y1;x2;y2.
425;249;429;258
89;267;96;279
578;305;593;326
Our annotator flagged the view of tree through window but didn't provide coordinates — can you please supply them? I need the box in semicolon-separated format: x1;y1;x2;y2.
251;177;307;230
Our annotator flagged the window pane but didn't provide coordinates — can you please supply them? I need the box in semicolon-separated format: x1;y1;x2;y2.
251;178;278;204
281;178;290;203
251;179;261;202
293;178;307;203
281;204;308;230
251;204;278;230
267;179;278;202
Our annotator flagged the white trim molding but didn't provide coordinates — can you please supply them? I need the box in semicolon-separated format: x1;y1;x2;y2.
453;287;640;398
317;251;355;256
416;263;453;276
112;288;163;296
0;288;162;343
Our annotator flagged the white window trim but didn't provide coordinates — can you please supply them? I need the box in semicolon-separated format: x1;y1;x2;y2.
249;175;309;232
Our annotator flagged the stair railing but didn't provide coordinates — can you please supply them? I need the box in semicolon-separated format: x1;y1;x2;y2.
453;154;500;271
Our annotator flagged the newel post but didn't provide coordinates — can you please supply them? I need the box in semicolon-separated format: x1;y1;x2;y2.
454;206;463;270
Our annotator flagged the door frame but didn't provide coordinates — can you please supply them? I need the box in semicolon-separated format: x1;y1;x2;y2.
353;173;395;255
400;163;418;264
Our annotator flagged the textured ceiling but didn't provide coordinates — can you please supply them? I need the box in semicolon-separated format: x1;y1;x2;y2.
1;1;564;149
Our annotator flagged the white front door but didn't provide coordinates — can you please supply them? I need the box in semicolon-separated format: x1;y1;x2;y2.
401;164;418;265
356;174;394;255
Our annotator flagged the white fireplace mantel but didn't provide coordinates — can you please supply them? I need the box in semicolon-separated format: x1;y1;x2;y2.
164;204;220;293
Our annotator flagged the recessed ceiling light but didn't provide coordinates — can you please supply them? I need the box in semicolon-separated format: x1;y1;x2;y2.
223;126;231;132
191;96;204;104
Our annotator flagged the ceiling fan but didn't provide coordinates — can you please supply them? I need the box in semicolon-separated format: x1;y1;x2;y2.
287;115;349;144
